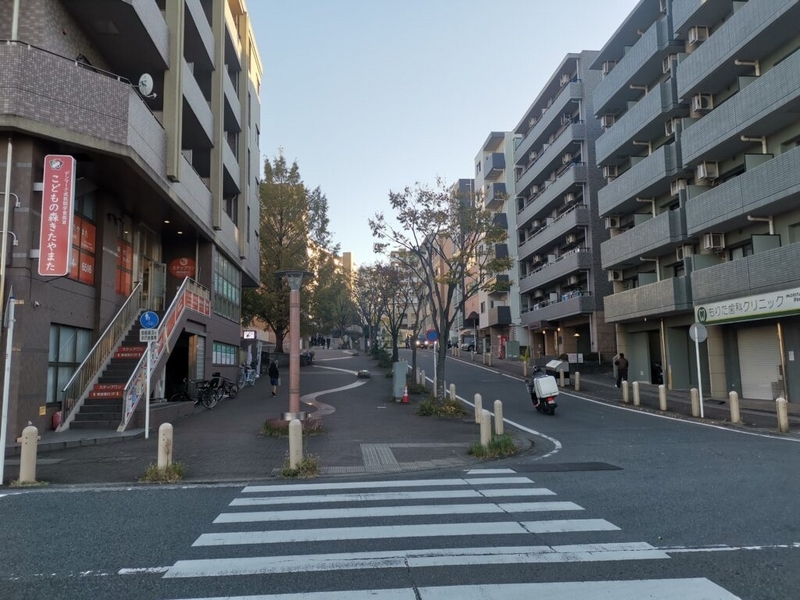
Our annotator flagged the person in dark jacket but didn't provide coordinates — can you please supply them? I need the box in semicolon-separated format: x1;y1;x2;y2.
268;360;280;397
615;353;629;388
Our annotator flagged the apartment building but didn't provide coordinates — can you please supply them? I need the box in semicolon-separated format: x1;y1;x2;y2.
595;0;800;401
514;52;614;360
474;133;522;358
0;0;263;436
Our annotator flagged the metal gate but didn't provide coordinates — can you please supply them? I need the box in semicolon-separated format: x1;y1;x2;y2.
737;325;781;399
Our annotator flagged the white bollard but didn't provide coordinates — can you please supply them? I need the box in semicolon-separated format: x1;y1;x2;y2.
17;425;39;484
493;400;504;436
559;369;565;388
728;391;740;424
482;353;487;365
449;383;456;402
488;353;493;367
574;372;580;391
420;370;425;390
523;362;528;378
480;409;492;447
659;385;667;411
690;388;700;417
474;393;483;424
157;423;173;469
288;419;303;469
622;381;629;403
632;381;640;406
776;397;790;433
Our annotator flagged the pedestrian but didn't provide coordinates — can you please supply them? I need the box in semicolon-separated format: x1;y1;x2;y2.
326;337;331;349
615;353;629;388
268;360;280;397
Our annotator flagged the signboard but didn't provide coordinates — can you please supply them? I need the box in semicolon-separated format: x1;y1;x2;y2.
38;155;76;276
689;323;708;343
139;328;158;342
243;330;256;339
168;257;196;278
696;286;800;325
425;329;438;343
140;311;160;329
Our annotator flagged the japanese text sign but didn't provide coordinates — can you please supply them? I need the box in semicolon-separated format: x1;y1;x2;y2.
38;155;76;277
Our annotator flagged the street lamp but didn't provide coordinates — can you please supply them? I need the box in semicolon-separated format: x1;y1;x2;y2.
275;270;312;421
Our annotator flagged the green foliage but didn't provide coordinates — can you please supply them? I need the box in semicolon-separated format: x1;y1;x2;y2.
282;454;320;478
468;434;518;458
521;346;531;363
262;416;325;437
407;381;427;394
416;397;469;417
140;462;186;483
9;479;48;487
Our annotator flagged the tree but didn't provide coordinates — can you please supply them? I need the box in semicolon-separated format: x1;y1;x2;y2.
355;262;410;361
370;179;512;402
354;264;384;355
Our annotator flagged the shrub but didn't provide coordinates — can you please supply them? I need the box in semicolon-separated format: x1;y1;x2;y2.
468;434;518;458
140;461;186;483
262;416;324;437
282;454;320;478
416;397;469;418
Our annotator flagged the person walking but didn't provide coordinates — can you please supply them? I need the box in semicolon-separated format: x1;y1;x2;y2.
268;360;280;397
615;353;629;388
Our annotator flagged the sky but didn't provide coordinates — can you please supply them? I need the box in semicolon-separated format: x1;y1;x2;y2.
246;0;640;265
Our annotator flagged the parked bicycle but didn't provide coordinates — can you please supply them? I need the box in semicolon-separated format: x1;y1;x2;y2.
238;364;256;387
169;378;219;409
211;372;238;399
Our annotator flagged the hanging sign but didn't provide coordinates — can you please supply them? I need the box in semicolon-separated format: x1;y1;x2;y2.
38;155;76;277
168;257;196;278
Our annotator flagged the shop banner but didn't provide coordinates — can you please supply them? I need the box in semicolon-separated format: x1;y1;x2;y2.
38;155;76;276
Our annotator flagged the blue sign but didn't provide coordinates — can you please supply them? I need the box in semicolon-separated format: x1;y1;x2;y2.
140;311;160;329
425;329;438;343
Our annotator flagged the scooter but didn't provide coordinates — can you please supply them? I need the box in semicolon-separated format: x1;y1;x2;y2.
525;366;559;415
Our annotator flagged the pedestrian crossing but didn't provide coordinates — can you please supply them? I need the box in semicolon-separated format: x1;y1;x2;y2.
157;468;742;599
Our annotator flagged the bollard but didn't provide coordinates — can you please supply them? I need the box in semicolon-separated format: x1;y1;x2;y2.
449;383;456;402
559;369;565;388
17;425;39;484
474;393;483;424
488;353;493;367
729;391;740;424
690;388;700;417
288;419;303;469
493;400;504;436
420;370;425;390
621;381;629;403
480;409;492;447
482;353;487;365
659;385;667;411
523;362;528;378
157;423;173;469
776;397;790;433
574;371;580;391
632;381;640;406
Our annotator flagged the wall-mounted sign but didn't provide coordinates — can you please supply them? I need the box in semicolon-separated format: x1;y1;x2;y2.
243;330;256;339
168;257;196;278
38;155;76;277
696;286;800;325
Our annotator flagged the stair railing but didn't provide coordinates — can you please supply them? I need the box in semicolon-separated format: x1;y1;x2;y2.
118;277;211;431
58;282;143;431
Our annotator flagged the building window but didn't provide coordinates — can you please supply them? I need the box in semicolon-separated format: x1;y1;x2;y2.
69;193;96;285
480;301;486;313
213;250;241;322
729;243;753;261
224;195;238;221
213;341;238;365
47;324;92;404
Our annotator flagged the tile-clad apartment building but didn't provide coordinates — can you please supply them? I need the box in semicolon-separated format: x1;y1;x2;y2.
514;52;614;360
594;0;800;401
0;0;263;436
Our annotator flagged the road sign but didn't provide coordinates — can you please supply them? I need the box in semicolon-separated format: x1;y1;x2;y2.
140;311;159;329
689;323;708;343
425;329;438;343
139;328;158;343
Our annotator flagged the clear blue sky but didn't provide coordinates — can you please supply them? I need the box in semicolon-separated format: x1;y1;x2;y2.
246;0;639;265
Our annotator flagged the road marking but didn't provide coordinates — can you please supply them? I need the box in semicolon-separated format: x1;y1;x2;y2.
242;476;534;493
193;519;618;547
230;487;556;506
661;542;800;553
167;590;415;600
161;542;667;578
214;501;583;523
465;468;517;474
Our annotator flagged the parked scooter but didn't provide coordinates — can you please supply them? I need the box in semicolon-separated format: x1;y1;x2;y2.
525;365;559;415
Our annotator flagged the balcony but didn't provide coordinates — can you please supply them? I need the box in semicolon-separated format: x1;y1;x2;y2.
223;69;242;133
485;182;507;209
680;48;800;165
517;165;588;230
687;146;800;235
598;143;681;217
515;123;586;195
519;204;590;262
486;275;511;299
601;207;687;269
484;153;506;181
604;276;693;323
514;81;584;164
182;58;214;147
493;212;508;230
520;249;593;294
488;305;512;327
185;0;214;69
222;142;240;194
521;293;596;328
672;0;737;38
691;243;800;306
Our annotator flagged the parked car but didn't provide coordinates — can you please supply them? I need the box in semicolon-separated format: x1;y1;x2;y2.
460;341;475;351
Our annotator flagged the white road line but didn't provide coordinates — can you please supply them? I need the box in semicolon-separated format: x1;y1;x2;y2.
465;468;517;474
242;476;534;493
230;487;555;506
193;519;618;547
214;501;583;523
161;542;667;578
662;542;800;553
166;590;416;600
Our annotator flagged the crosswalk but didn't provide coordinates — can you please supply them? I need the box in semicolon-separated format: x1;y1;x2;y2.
156;468;741;599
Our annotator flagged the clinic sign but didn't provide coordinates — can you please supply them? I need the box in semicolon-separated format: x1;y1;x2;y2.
696;286;800;325
38;155;76;277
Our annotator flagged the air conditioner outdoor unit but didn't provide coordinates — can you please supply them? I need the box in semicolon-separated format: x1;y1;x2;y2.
530;184;540;195
560;73;571;86
565;234;578;245
603;165;619;179
531;219;541;229
703;232;725;251
605;215;621;229
601;114;616;128
659;0;667;13
528;116;538;127
562;153;574;164
529;150;538;161
564;192;576;204
665;117;680;137
568;274;580;286
670;179;688;196
688;26;709;46
692;93;713;112
561;113;573;125
602;61;616;75
608;269;623;282
676;244;694;261
534;289;544;298
696;161;719;181
532;254;543;263
662;54;677;74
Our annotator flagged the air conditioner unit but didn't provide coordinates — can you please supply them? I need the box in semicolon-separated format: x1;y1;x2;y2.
664;117;680;137
528;150;538;162
531;219;541;229
688;26;709;46
565;233;578;245
528;116;539;128
532;254;543;264
608;269;623;282
562;153;574;165
696;161;719;181
568;274;580;286
605;215;621;229
602;61;616;75
564;192;576;205
692;93;713;112
662;54;677;74
561;113;573;125
676;244;694;261
534;289;544;298
601;114;616;128
670;179;688;196
603;165;619;179
560;73;571;86
703;232;725;251
659;0;667;13
541;107;549;116
530;184;540;195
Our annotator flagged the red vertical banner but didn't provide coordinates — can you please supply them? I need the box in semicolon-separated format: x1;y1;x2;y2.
38;155;76;277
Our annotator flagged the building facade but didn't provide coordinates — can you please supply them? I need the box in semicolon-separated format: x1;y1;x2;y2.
0;0;263;436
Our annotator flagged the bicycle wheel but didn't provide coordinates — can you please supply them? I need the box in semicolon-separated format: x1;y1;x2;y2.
199;388;218;409
169;391;187;402
227;383;239;399
237;371;246;388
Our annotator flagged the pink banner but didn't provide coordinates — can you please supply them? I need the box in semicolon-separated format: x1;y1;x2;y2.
38;155;76;277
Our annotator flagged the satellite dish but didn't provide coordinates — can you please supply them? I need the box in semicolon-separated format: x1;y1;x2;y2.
137;73;156;98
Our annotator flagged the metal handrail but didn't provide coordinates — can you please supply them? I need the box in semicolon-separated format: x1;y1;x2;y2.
58;282;143;430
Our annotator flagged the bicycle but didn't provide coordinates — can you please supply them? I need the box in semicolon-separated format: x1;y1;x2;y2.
238;364;256;387
211;372;239;399
169;378;219;409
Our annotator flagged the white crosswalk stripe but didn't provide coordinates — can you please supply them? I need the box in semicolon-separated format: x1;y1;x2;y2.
156;469;742;599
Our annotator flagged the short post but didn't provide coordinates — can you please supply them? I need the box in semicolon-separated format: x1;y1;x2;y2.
729;391;740;424
493;400;504;435
658;385;667;411
157;423;173;469
690;388;700;417
559;369;565;388
488;353;493;367
17;425;40;484
523;362;528;378
482;353;487;365
480;409;492;447
574;371;580;391
474;393;482;424
632;381;640;406
420;370;425;390
621;381;629;403
449;383;456;402
288;419;303;469
776;397;790;433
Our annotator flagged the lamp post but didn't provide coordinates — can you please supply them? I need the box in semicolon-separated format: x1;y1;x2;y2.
275;270;312;421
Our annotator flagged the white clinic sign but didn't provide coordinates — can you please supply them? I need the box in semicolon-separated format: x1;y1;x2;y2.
696;286;800;325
